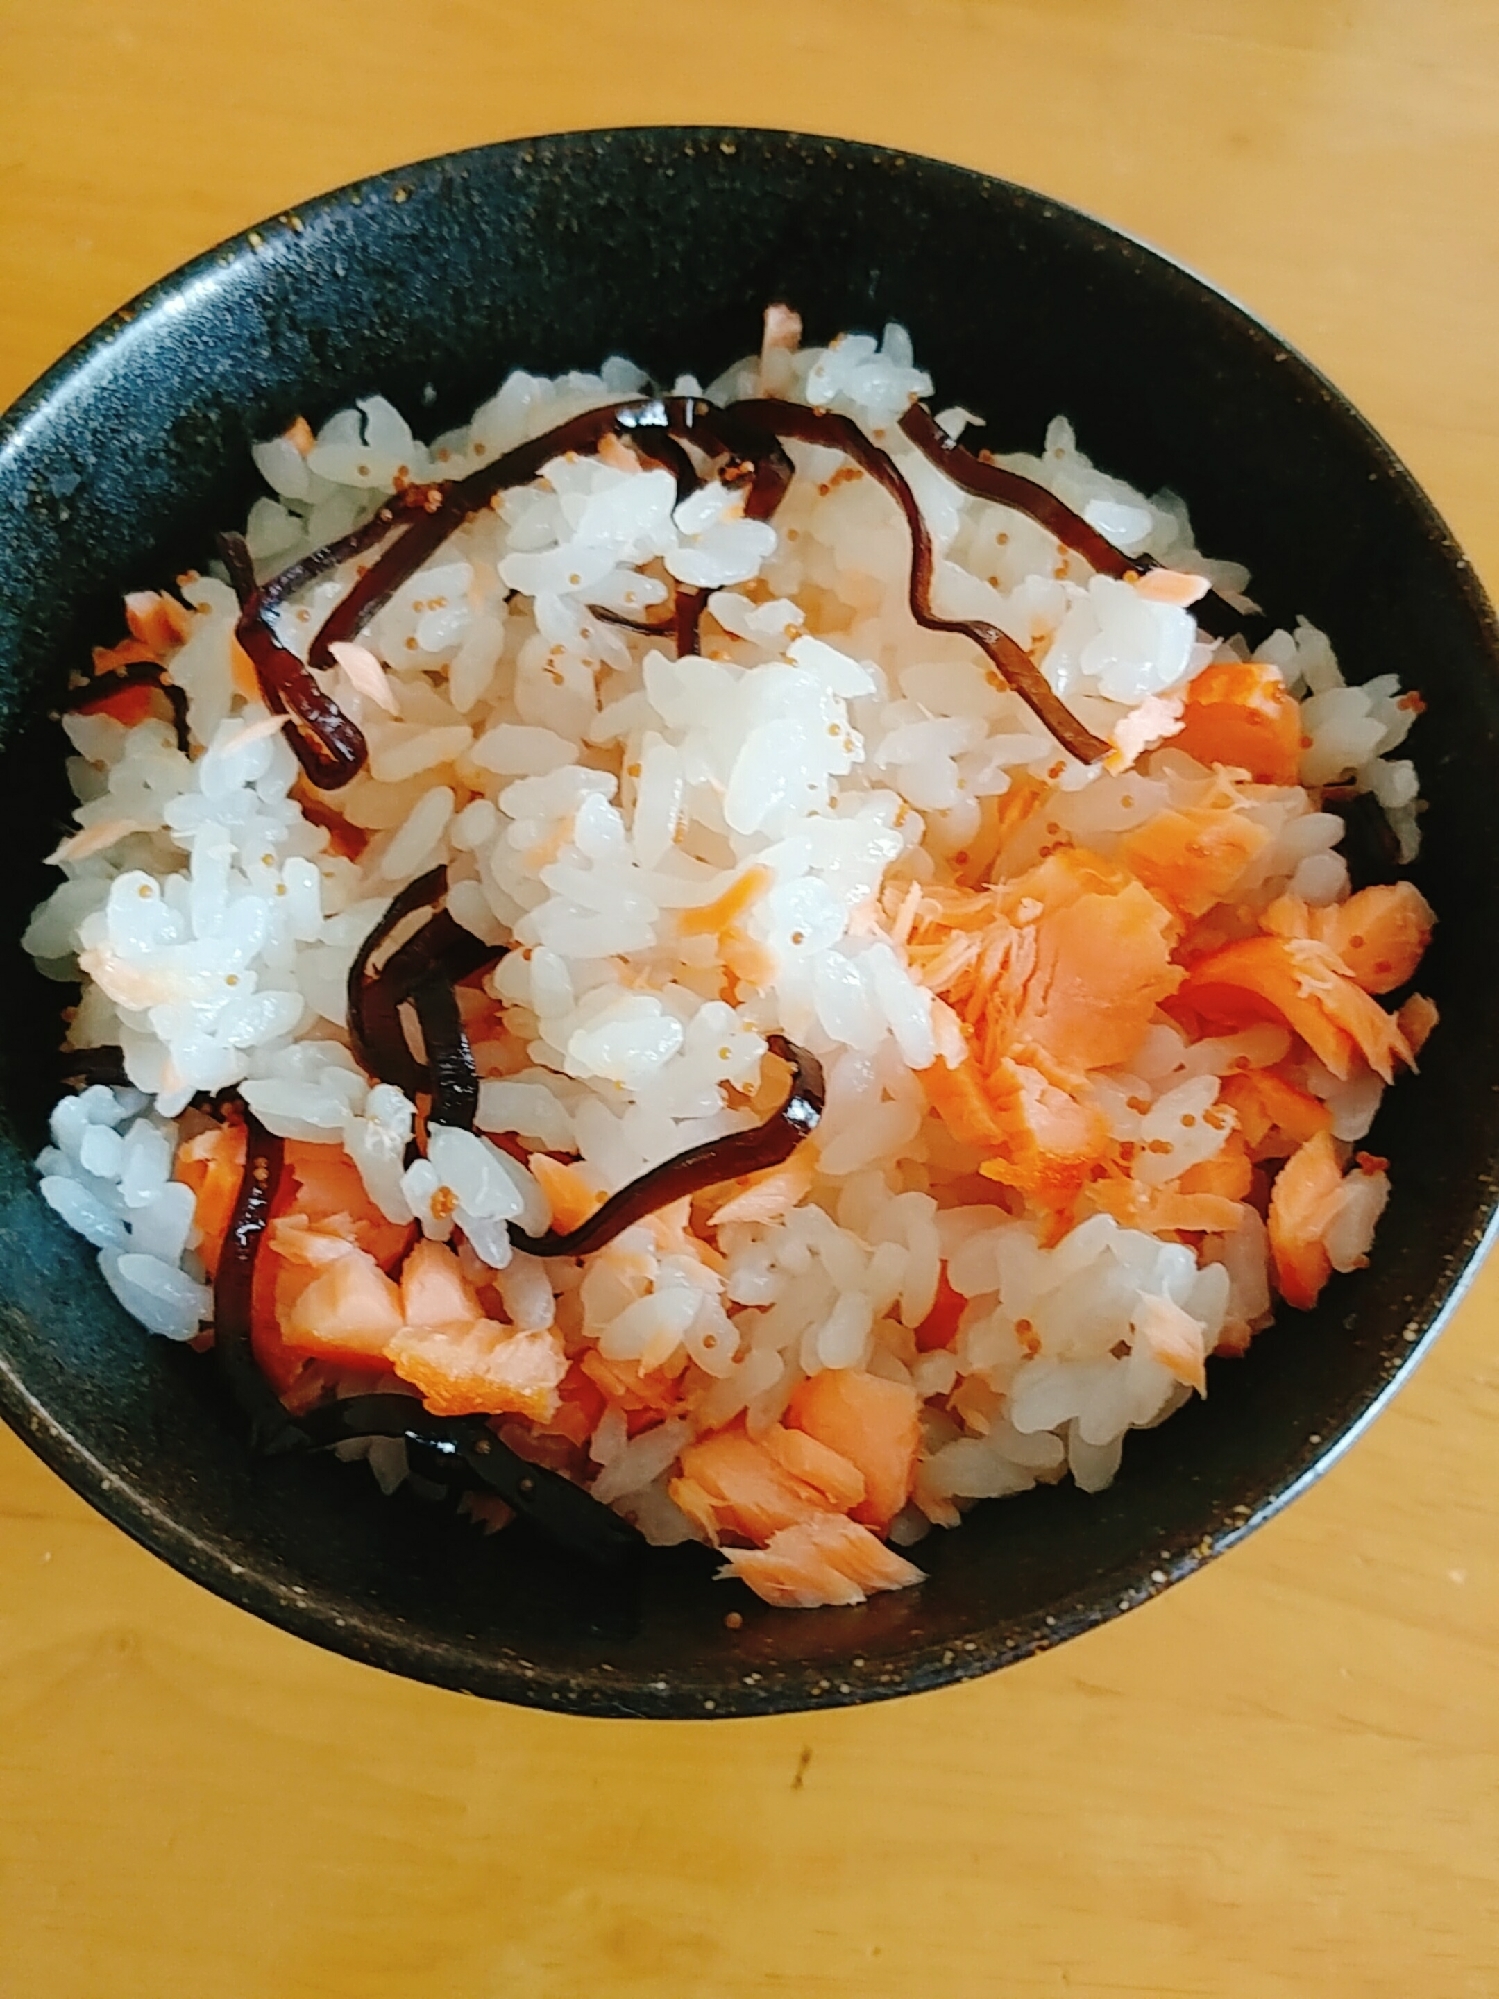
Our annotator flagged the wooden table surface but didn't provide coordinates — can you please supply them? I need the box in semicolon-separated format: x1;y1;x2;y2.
4;2;1499;1991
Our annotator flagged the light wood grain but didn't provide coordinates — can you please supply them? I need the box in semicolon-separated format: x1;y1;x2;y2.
3;2;1499;1992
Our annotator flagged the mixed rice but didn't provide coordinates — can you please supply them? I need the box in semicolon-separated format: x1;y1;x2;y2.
24;313;1435;1607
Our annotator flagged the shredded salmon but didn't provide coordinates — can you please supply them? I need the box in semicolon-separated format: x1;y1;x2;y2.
1117;801;1270;919
80;684;164;730
389;1320;567;1421
1267;1129;1345;1308
1131;568;1210;608
969;1060;1113;1207
1135;1293;1209;1393
914;849;1194;1213
530;1152;607;1235
175;1121;246;1277
1219;1069;1333;1160
228;638;261;704
1173;658;1303;784
762;1424;867;1511
786;1371;920;1533
281;1140;412;1266
91;636;160;675
538;1368;606;1450
1085;1178;1247;1235
1176;1136;1255;1203
914;1271;966;1352
1396;992;1439;1056
284;1246;405;1363
718;1513;926;1609
124;590;194;655
382;1241;567;1418
707;1152;816;1228
1179;935;1412;1082
671;1424;835;1546
984;851;1182;1072
1265;882;1436;996
913;854;1179;1083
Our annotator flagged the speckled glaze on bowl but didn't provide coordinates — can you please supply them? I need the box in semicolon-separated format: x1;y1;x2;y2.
2;128;1496;1718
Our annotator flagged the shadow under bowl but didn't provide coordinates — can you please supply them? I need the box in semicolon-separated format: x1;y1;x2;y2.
1;128;1496;1717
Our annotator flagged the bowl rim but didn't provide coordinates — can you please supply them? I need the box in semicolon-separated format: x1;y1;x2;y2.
4;124;1499;1717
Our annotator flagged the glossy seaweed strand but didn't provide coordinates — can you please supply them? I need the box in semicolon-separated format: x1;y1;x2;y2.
897;402;1246;643
723;400;1109;764
292;1395;642;1570
347;869;502;1110
62;662;191;756
235;390;1108;780
211;1107;303;1453
510;1035;825;1258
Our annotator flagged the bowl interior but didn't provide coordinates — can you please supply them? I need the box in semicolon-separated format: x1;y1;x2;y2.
2;128;1496;1717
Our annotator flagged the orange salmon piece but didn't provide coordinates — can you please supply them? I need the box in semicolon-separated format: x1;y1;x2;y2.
922;1055;1010;1148
175;1121;246;1277
385;1238;566;1420
1016;875;1181;1072
124;589;194;654
542;1361;608;1449
708;1153;816;1227
579;1350;683;1428
399;1238;485;1330
1268;1129;1345;1309
718;1513;925;1609
250;1317;323;1406
1085;1178;1245;1235
389;1327;567;1423
1118;805;1269;918
267;1211;362;1266
285;1139;411;1267
1175;1134;1255;1202
1220;1069;1333;1159
76;682;162;729
762;1425;867;1511
283;1246;405;1362
530;1152;607;1235
255;1296;391;1411
786;1370;920;1534
915;1270;966;1352
91;636;160;674
1174;658;1303;784
389;1319;567;1421
917;850;1177;1079
1311;882;1435;996
1396;992;1438;1056
1133;1294;1209;1395
1180;935;1411;1082
229;638;262;703
670;1476;726;1544
972;1060;1113;1208
253;1264;313;1402
671;1426;832;1545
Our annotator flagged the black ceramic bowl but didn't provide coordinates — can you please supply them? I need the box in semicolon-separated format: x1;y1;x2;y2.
2;129;1496;1718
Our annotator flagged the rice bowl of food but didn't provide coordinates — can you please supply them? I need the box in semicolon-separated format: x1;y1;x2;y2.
1;129;1494;1712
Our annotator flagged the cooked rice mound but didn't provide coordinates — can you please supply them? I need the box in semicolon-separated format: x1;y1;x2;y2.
25;319;1436;1607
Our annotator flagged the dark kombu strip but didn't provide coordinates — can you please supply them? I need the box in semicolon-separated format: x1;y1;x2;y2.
62;662;191;755
223;385;1172;786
